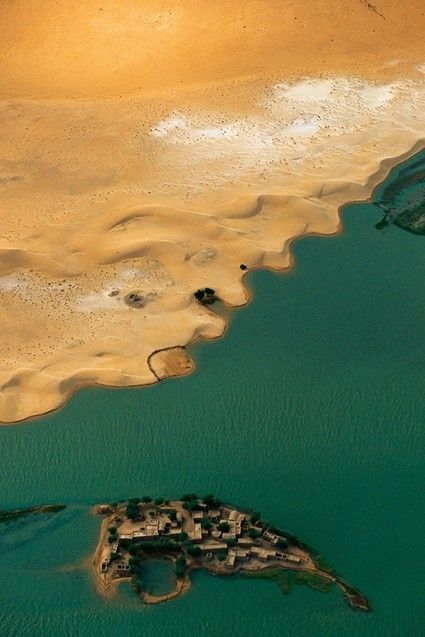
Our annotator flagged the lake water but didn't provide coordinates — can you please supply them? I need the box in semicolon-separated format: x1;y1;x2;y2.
0;152;424;636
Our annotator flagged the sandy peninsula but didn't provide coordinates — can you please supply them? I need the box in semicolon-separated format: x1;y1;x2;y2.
0;1;424;422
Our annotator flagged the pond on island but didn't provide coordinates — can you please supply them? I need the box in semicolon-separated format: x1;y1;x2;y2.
139;560;176;597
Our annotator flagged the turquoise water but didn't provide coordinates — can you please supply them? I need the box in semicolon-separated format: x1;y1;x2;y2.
0;153;424;636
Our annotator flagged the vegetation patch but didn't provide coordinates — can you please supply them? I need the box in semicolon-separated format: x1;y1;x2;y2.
313;554;336;575
193;288;217;305
337;581;372;611
244;569;291;594
127;539;182;554
294;571;333;592
174;556;186;578
393;203;425;235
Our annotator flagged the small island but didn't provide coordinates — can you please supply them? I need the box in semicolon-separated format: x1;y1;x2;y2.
93;495;370;611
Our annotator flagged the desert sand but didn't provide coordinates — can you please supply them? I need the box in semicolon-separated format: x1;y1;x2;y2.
0;1;424;423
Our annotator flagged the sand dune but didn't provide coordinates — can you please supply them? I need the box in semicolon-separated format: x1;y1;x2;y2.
0;1;424;422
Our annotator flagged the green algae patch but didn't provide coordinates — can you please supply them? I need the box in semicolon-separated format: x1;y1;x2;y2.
244;569;291;594
294;571;333;592
337;580;372;612
244;569;334;596
312;555;337;576
393;203;425;235
373;148;425;236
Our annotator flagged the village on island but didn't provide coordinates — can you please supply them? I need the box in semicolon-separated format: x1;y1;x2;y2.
93;494;370;611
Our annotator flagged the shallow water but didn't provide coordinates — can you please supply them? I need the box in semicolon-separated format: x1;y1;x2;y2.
139;560;176;597
0;152;424;636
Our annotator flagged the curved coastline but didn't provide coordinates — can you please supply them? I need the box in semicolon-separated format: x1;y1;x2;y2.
133;563;368;609
1;139;424;426
91;497;371;611
1;1;425;426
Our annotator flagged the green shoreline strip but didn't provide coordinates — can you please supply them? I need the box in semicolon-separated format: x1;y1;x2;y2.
244;569;292;594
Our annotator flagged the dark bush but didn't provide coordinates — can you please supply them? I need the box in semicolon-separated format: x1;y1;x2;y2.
183;499;199;511
225;538;236;547
175;556;187;578
277;538;288;549
250;511;261;524
186;544;201;557
181;493;198;502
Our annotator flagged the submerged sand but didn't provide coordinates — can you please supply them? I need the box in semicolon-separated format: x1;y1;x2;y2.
0;1;424;423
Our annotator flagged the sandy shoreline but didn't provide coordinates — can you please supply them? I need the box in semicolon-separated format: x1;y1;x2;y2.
1;139;423;425
0;1;424;424
92;513;123;597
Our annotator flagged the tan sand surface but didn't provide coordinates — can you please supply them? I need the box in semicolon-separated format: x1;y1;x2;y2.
0;1;424;422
